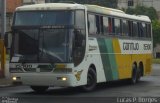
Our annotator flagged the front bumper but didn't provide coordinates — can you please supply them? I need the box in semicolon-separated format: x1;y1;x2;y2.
11;73;77;87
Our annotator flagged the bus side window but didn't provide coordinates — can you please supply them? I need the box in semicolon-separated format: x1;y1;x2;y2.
108;17;112;34
112;18;115;34
128;21;133;37
88;14;96;35
103;16;109;35
146;23;151;38
133;21;138;37
138;22;141;37
100;16;104;34
95;15;100;34
142;22;147;37
138;22;146;38
114;18;121;35
122;19;129;36
138;22;143;37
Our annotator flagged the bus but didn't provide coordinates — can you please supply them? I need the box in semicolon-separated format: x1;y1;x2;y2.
7;3;152;92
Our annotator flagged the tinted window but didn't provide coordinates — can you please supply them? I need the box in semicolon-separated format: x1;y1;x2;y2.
14;11;74;26
96;15;100;34
133;21;138;37
128;21;133;36
88;14;96;35
122;20;129;36
138;22;146;37
114;18;121;35
103;17;109;35
75;10;85;29
108;17;113;34
146;23;151;38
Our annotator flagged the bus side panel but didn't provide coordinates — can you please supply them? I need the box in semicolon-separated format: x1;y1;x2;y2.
97;38;119;81
145;54;152;75
132;54;152;75
112;38;132;79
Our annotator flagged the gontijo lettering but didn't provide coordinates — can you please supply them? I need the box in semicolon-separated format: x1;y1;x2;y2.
123;42;139;50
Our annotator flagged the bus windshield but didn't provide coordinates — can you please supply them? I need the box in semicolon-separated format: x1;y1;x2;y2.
11;11;74;63
14;11;74;26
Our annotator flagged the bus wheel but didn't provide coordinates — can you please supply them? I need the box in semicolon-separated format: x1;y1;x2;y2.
30;86;49;93
82;68;97;92
130;64;139;84
136;67;141;82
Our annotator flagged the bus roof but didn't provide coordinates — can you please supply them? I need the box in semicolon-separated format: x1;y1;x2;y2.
16;3;86;11
16;3;151;22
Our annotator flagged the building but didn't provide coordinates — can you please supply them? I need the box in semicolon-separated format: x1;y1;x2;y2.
6;0;23;13
0;0;23;34
154;44;160;58
7;0;23;31
23;0;45;4
118;0;160;17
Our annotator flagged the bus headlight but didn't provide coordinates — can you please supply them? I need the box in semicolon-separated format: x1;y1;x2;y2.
12;76;21;81
12;77;17;81
62;77;67;81
57;77;67;81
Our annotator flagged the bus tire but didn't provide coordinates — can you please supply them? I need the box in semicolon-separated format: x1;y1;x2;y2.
137;67;141;82
130;64;138;84
30;86;49;93
82;68;97;92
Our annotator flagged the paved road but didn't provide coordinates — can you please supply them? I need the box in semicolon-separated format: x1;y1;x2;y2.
0;64;160;103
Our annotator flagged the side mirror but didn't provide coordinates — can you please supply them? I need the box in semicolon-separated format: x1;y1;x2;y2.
4;31;12;49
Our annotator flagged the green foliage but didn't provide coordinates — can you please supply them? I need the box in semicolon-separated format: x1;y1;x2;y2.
126;6;158;20
152;20;160;47
153;59;160;64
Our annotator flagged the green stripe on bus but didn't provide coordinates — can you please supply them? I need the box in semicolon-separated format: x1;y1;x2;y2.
97;38;113;81
104;39;118;80
97;38;118;81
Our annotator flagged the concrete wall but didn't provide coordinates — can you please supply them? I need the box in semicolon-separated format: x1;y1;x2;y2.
0;0;23;32
154;44;160;58
118;0;160;12
23;0;45;4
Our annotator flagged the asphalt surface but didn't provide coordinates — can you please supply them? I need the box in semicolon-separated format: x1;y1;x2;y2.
0;64;160;103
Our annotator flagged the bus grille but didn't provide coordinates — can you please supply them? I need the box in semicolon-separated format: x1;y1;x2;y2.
23;68;36;72
23;68;53;72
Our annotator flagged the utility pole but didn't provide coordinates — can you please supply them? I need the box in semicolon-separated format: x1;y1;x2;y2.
0;0;6;78
0;0;6;39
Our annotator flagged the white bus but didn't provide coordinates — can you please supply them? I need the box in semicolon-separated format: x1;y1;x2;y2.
8;3;152;92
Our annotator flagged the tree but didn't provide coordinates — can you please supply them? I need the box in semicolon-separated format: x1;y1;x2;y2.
126;6;158;20
152;20;160;47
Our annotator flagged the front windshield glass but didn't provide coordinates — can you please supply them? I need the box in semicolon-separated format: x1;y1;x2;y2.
12;29;70;63
11;11;74;63
14;11;73;26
